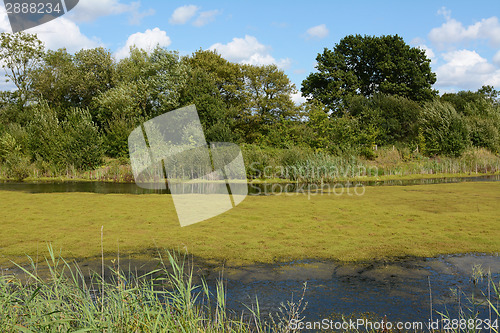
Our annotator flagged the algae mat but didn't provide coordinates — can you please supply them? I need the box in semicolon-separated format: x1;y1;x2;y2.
0;182;499;265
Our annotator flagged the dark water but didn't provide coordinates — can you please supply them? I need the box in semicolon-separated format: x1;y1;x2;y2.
211;254;500;326
5;254;498;329
0;174;499;195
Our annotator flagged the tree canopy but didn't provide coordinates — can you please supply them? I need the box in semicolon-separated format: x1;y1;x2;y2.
301;34;437;113
0;32;499;181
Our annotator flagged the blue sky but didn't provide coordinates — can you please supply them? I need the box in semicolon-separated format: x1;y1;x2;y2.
1;0;500;100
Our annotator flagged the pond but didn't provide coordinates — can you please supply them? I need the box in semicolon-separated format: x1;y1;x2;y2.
4;254;498;327
211;254;500;325
0;174;499;195
1;176;499;328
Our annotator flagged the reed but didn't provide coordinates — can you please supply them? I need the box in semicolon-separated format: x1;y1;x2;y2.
0;244;309;332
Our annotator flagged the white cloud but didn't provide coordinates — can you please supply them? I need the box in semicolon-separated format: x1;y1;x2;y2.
437;6;451;21
494;50;500;66
0;6;11;32
115;28;171;59
27;17;102;52
305;24;329;40
193;10;220;27
69;0;154;24
169;5;199;25
209;35;291;69
128;5;155;25
435;49;500;90
291;91;306;104
429;8;500;48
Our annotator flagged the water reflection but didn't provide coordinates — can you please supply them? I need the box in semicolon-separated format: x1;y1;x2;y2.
0;174;499;195
210;254;500;325
5;254;498;325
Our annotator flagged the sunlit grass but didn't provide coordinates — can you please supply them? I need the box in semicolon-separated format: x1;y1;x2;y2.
0;182;499;266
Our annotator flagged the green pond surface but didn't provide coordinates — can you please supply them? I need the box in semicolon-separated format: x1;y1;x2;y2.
1;176;500;328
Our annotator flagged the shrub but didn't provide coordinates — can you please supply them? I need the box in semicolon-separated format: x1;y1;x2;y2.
4;151;30;180
419;99;469;157
27;102;65;168
348;94;422;145
61;107;104;169
27;102;104;170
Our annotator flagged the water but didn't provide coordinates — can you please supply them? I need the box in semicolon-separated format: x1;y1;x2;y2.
210;254;500;325
2;176;499;328
0;174;499;195
5;254;498;327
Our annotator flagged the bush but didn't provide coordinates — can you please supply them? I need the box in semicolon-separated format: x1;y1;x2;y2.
348;94;422;145
419;99;469;157
27;102;65;168
104;116;136;158
61;107;103;169
4;151;30;180
27;102;104;170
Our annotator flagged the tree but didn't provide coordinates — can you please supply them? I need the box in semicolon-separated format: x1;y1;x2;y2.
73;47;116;109
240;64;300;142
31;48;75;110
441;86;500;152
0;32;44;106
301;34;437;113
348;93;423;145
184;49;245;109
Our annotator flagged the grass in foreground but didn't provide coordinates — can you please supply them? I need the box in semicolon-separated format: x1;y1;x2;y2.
0;182;499;266
0;245;307;332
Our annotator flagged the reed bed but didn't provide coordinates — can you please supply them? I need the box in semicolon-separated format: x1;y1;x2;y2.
1;146;499;183
0;245;306;332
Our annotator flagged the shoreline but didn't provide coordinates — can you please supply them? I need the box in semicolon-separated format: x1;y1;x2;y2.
0;170;499;185
2;250;499;276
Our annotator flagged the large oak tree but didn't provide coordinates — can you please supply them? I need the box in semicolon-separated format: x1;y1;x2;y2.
301;34;437;114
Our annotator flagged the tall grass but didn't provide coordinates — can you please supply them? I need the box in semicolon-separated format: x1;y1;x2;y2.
434;265;500;333
243;145;500;182
1;145;499;183
0;245;306;332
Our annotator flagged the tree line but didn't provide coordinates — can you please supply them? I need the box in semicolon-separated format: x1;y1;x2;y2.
0;32;499;179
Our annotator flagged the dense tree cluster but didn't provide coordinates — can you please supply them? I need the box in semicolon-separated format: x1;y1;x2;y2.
0;32;499;179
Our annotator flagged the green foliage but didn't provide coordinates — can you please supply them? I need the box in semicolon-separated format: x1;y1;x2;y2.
3;151;30;180
179;63;238;143
255;119;311;149
301;34;437;113
73;47;116;109
419;99;469;157
61;107;104;169
348;94;423;145
305;101;331;150
31;48;75;110
441;86;500;153
26;102;65;166
27;102;103;170
0;32;44;105
241;64;299;125
104;115;136;158
0;131;20;160
1;32;499;175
